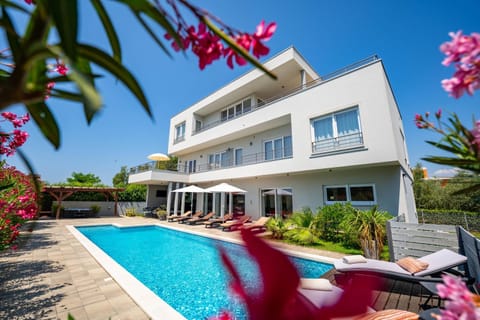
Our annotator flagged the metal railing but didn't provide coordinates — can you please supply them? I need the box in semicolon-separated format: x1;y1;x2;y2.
129;148;292;175
192;55;380;135
312;132;364;154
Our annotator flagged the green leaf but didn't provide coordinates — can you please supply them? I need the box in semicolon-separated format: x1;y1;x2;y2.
16;148;42;196
132;11;171;56
203;17;277;80
67;65;102;123
1;6;21;61
0;0;30;14
26;102;61;149
23;5;50;46
90;0;122;62
49;88;85;102
46;0;78;61
118;0;179;57
77;44;152;117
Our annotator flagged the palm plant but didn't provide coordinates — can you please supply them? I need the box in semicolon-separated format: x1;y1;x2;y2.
265;217;283;239
283;208;321;245
341;206;392;259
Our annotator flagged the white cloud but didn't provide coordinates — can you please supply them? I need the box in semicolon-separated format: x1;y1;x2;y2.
431;168;459;178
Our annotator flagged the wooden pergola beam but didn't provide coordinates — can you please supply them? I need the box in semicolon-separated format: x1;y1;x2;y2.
42;186;125;219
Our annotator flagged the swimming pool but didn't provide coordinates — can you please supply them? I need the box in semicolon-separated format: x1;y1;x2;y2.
75;224;333;320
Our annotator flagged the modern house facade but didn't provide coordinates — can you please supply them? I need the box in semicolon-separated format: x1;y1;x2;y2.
129;47;418;223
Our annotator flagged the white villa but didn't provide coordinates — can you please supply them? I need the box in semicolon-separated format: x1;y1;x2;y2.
129;47;418;223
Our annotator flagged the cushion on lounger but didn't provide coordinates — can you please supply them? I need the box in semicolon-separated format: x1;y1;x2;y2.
299;278;333;291
342;255;367;264
396;257;429;274
354;309;419;320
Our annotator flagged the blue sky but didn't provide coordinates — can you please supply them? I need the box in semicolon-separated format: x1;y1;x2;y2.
4;0;480;184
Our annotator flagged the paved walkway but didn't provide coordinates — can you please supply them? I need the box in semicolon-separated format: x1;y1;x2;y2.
0;216;344;320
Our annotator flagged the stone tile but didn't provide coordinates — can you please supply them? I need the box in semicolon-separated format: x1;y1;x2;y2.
83;300;116;320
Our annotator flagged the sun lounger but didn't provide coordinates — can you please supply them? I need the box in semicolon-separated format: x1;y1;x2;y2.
185;212;215;225
167;211;192;222
203;213;233;228
298;279;418;319
334;248;467;283
242;216;270;232
177;211;202;223
220;215;251;231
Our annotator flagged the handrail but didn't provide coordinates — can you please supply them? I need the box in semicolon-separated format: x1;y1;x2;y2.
192;55;380;135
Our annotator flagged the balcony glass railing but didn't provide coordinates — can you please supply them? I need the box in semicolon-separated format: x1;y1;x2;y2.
192;55;379;134
129;148;292;176
312;132;364;154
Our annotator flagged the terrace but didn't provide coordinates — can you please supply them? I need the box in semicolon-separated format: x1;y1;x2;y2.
0;216;448;320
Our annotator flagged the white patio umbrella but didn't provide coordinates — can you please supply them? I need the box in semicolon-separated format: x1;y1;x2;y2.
206;183;247;217
172;185;208;213
262;188;293;196
147;153;170;161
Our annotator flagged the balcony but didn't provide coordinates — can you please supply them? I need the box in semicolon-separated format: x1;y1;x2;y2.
193;55;379;135
129;148;292;176
312;132;364;154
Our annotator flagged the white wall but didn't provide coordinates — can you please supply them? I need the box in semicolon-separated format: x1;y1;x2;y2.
54;201;146;216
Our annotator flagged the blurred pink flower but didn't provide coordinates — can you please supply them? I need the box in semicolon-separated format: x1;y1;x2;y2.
435;274;480;320
440;31;480;98
212;228;377;320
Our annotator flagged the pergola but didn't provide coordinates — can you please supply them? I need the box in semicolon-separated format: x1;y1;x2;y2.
43;186;125;219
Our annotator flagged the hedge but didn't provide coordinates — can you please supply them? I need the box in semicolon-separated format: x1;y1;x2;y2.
418;209;480;232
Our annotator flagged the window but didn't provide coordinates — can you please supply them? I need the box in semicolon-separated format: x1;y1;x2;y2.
235;148;243;166
221;97;252;122
311;107;362;153
324;184;376;205
264;135;292;161
195;120;202;132
208;150;233;169
174;122;186;143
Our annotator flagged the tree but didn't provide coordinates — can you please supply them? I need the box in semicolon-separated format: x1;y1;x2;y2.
65;171;102;186
112;166;129;187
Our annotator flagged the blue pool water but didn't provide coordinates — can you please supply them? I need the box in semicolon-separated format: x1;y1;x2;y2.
77;225;332;320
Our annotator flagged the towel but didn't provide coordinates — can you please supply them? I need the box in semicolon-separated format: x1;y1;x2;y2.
299;278;333;291
342;255;367;264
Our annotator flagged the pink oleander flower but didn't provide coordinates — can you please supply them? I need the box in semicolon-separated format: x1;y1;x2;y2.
55;62;68;76
165;19;275;70
0;112;30;156
210;228;378;320
435;274;480;320
470;120;480;146
251;20;276;58
440;31;480;98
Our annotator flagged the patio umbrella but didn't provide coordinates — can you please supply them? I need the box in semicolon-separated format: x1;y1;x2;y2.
147;153;170;161
262;188;293;196
206;183;247;217
172;185;208;213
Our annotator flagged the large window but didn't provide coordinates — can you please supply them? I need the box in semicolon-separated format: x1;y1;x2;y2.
261;188;293;218
174;122;186;143
221;97;252;122
208;150;233;169
311;107;362;153
264;135;292;161
324;184;376;205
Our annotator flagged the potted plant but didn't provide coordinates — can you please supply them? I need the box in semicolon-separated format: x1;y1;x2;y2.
155;208;168;220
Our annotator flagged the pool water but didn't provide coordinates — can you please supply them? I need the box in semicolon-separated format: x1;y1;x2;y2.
77;225;332;320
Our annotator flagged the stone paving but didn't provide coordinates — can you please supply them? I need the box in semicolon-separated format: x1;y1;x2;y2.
0;216;344;320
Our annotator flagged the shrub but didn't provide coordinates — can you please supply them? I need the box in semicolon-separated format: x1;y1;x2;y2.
0;164;38;251
125;208;137;217
418;209;480;232
340;206;392;259
316;203;356;242
90;205;101;216
266;217;289;239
